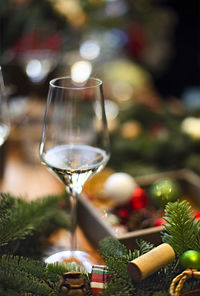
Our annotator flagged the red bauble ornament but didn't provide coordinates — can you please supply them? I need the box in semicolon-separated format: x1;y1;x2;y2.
192;211;200;220
154;218;165;226
118;208;130;219
131;187;148;210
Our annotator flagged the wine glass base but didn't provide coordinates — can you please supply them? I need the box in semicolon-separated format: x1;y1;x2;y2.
45;250;95;272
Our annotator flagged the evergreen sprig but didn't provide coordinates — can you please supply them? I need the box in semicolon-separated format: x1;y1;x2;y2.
99;237;135;295
99;237;182;295
0;192;91;295
99;238;156;296
98;200;200;295
0;255;57;296
1;192;200;295
162;199;200;256
0;192;69;257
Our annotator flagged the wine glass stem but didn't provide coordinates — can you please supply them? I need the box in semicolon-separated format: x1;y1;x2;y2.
68;191;78;251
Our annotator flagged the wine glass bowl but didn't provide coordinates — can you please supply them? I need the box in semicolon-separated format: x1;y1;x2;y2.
40;76;110;271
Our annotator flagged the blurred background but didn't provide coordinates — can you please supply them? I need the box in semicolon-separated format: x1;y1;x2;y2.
0;0;200;181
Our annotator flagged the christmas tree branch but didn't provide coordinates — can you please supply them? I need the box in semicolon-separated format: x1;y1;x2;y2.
0;255;57;295
162;200;200;256
0;192;69;257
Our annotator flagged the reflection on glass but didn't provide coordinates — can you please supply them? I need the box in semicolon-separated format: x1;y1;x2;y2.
0;67;10;146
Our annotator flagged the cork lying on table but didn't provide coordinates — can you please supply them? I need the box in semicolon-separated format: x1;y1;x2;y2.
127;243;175;282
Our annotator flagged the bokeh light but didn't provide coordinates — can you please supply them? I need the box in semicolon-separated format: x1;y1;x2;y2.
95;99;119;120
26;59;42;82
80;40;100;60
71;60;92;83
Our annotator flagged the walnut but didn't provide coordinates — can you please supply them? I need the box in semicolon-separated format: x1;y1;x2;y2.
59;271;88;296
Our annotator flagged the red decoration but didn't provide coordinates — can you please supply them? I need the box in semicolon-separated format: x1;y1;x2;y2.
118;208;130;219
192;211;200;220
131;187;148;210
154;218;164;227
90;265;110;296
12;30;61;57
126;22;146;59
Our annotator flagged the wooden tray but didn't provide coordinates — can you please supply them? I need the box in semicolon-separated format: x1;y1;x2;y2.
77;169;200;250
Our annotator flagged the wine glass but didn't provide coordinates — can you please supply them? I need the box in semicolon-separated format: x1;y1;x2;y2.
0;66;10;186
0;67;10;147
39;76;110;271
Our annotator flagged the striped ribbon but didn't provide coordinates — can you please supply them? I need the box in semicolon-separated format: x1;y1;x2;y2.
90;265;110;295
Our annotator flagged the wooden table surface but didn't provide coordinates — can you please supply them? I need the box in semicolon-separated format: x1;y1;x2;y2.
1;97;103;266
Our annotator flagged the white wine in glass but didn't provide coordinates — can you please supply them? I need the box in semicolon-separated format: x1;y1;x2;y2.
40;76;110;271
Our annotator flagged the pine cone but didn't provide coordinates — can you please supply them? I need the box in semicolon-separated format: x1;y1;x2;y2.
59;271;88;296
126;208;154;231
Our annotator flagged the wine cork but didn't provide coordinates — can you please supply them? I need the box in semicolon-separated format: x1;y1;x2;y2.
127;243;175;282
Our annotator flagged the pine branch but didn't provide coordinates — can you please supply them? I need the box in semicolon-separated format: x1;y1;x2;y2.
46;262;68;279
182;278;200;295
134;259;181;294
136;240;154;255
0;192;69;256
0;287;19;296
153;292;168;296
46;261;89;282
0;255;57;296
99;237;185;295
161;200;200;256
0;193;16;216
99;237;136;262
99;238;156;295
0;255;92;296
1;193;200;295
99;237;135;295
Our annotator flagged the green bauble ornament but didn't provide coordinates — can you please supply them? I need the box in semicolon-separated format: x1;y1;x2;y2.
180;250;200;269
149;178;181;207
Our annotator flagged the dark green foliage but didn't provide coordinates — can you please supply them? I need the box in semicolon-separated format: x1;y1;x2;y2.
99;237;135;295
99;237;182;295
99;238;158;296
0;192;73;295
99;237;187;295
0;255;94;295
0;255;58;295
0;192;93;295
108;103;200;177
181;279;200;295
162;199;200;256
98;200;200;295
0;256;92;296
136;239;154;255
47;262;71;279
0;192;69;258
153;292;168;296
0;193;200;295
